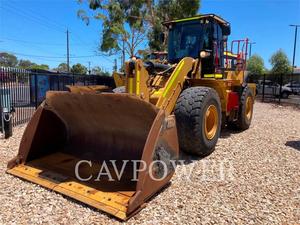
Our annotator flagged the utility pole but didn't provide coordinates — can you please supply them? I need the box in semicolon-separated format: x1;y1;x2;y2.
88;61;91;75
289;25;300;85
66;29;70;73
290;25;300;70
249;42;256;57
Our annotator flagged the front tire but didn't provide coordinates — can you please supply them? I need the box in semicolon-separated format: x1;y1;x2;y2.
174;87;222;156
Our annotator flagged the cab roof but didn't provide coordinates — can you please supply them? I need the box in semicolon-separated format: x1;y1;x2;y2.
163;14;230;27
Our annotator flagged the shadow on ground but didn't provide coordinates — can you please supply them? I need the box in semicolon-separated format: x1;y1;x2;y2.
220;127;243;138
285;140;300;151
177;127;244;164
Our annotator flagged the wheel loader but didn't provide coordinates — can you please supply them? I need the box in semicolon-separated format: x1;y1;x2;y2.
7;14;255;220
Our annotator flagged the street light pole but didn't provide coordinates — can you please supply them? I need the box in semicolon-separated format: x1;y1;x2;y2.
66;29;70;73
290;25;300;70
289;25;300;85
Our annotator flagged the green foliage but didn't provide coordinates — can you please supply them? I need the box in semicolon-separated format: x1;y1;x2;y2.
18;59;50;70
18;59;35;69
29;64;50;70
78;0;200;55
92;66;111;76
78;0;146;56
101;71;111;76
0;52;49;70
269;49;292;74
91;66;102;75
247;54;265;75
55;63;69;72
71;63;88;74
148;20;164;51
148;0;200;51
0;52;18;67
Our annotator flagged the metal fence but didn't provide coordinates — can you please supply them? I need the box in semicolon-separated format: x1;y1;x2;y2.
0;67;114;137
248;73;300;106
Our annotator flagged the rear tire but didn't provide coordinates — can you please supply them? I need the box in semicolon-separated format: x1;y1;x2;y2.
236;86;254;130
174;87;221;156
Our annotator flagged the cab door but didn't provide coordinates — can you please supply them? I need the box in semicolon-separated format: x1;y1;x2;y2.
213;23;224;73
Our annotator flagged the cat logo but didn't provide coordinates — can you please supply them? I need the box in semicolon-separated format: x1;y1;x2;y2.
224;58;233;69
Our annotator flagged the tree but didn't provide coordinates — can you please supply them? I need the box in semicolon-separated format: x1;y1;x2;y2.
148;0;200;51
78;0;148;57
18;59;35;69
247;54;265;75
55;63;69;72
91;66;102;75
78;0;200;55
269;49;292;74
0;52;18;67
91;66;110;76
29;64;50;70
71;63;87;74
101;71;111;76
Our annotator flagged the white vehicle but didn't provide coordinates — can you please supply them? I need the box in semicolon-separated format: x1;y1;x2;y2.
257;80;292;98
284;82;300;95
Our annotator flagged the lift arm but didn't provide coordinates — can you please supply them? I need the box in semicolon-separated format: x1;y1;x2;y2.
155;57;195;115
126;57;195;115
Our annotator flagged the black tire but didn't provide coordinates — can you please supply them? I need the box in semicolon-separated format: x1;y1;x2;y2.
112;86;126;93
281;91;289;99
236;86;254;130
174;87;222;156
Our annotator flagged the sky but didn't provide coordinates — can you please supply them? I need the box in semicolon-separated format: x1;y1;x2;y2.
0;0;300;72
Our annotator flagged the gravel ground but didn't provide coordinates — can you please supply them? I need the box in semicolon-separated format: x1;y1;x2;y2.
0;102;299;225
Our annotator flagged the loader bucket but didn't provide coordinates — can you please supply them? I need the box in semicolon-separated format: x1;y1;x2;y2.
7;91;178;220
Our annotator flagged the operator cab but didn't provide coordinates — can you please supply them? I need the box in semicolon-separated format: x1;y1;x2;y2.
164;14;231;76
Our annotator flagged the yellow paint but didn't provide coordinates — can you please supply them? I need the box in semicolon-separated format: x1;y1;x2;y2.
204;105;219;140
174;16;202;23
136;70;140;95
224;52;238;57
204;74;223;79
128;78;133;94
113;72;125;87
204;74;214;78
153;90;163;96
162;61;185;97
245;96;253;120
6;153;135;221
171;15;227;25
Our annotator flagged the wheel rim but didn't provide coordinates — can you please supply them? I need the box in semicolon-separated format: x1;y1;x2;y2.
204;105;218;140
245;96;253;120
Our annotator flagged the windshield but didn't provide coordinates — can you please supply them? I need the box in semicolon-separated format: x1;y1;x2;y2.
168;21;206;63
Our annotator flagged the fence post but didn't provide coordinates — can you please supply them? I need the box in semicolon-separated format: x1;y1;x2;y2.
34;73;38;109
57;75;60;90
262;73;266;102
278;73;283;105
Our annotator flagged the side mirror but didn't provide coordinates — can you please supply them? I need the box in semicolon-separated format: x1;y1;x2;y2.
200;50;211;58
159;33;165;43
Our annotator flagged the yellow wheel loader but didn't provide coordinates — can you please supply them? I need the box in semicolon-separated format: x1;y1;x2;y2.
7;14;255;220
